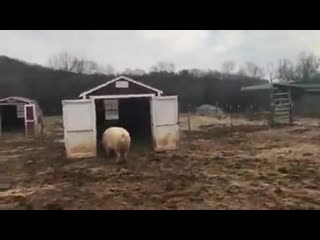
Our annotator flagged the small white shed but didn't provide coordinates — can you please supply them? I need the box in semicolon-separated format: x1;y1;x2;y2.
0;96;43;137
62;76;179;158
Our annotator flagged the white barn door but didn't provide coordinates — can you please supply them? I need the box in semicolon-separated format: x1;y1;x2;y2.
62;99;97;158
151;96;179;152
24;104;36;137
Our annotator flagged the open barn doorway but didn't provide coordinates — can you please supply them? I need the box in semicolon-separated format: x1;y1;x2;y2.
0;105;25;135
95;96;152;155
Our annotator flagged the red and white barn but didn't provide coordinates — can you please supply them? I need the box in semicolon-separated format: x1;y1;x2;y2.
62;76;179;158
0;96;43;137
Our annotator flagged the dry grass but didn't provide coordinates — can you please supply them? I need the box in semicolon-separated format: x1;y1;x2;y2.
1;114;320;209
179;113;267;131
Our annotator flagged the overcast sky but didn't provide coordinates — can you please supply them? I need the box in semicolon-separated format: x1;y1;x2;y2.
1;30;320;72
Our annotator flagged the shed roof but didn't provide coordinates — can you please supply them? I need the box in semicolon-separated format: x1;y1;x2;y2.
304;88;320;93
0;96;43;116
241;83;274;91
290;83;320;89
79;76;163;98
0;96;36;104
241;82;320;92
197;104;218;110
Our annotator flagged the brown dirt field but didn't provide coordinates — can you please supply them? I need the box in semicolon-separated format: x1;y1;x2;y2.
1;115;320;210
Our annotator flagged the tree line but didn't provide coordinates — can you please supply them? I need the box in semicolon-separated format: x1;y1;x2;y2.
0;50;319;116
48;50;320;83
220;51;320;83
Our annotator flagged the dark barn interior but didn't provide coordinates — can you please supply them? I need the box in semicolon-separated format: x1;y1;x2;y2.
0;105;24;132
95;97;152;151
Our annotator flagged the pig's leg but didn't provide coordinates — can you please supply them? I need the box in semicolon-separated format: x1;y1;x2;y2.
116;152;121;164
124;152;128;163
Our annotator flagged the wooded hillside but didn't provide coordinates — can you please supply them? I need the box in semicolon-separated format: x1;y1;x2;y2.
0;55;269;115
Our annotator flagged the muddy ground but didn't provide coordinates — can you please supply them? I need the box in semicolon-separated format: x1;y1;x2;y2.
1;115;320;210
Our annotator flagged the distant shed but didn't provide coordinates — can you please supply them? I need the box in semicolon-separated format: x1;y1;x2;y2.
0;96;43;137
241;81;320;125
196;104;224;116
62;76;179;159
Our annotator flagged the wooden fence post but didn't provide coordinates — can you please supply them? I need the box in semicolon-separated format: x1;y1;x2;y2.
41;120;44;143
230;105;233;130
288;88;293;125
270;87;275;127
215;101;218;115
188;104;191;133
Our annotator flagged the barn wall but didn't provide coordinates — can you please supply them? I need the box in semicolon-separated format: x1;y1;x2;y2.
293;93;320;117
87;80;158;96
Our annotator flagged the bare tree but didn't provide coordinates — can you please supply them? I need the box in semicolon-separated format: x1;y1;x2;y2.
295;51;320;81
97;64;115;75
237;67;247;76
121;68;145;76
159;61;175;72
265;63;277;82
149;65;159;73
106;64;115;75
221;61;236;74
241;62;264;78
188;68;206;77
123;68;133;75
48;52;100;74
48;52;76;72
131;69;146;76
150;61;175;73
276;59;295;82
73;59;98;74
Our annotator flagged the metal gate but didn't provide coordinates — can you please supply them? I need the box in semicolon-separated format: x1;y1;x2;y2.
271;88;293;125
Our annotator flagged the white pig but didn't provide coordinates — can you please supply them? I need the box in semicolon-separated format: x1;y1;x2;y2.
102;127;131;163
